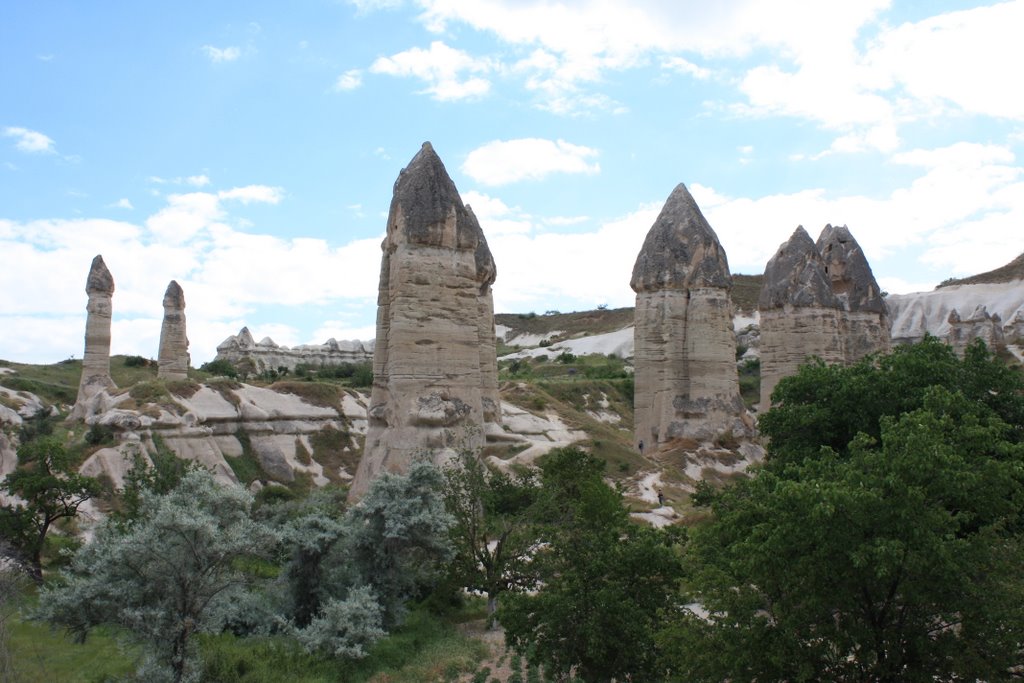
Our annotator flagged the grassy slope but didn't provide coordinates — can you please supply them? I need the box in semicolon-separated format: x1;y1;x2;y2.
8;589;489;683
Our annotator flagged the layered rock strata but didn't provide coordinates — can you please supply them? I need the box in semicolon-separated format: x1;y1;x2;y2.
816;224;891;362
215;328;374;374
72;255;117;419
759;227;844;407
157;280;190;380
631;184;753;447
350;142;498;499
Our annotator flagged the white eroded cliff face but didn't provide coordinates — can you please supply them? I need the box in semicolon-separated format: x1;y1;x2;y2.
631;184;753;447
350;142;498;500
888;281;1024;347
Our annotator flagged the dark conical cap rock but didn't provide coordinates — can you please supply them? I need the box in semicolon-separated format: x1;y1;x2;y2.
759;226;839;310
816;224;887;314
85;255;114;295
388;142;496;284
163;280;185;308
467;204;496;287
630;183;731;293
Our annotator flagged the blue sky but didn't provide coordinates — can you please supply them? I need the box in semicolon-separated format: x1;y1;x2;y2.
2;0;1023;364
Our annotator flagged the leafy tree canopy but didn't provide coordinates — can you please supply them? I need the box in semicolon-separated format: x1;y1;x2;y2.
0;436;101;580
36;469;276;683
501;447;684;683
760;336;1024;467
667;341;1024;682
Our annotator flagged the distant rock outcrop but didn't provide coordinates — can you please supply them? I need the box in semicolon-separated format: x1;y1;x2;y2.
631;184;753;447
887;281;1024;346
947;305;1004;356
215;327;374;374
759;227;844;407
350;142;499;500
816;224;891;362
72;255;117;419
157;280;190;380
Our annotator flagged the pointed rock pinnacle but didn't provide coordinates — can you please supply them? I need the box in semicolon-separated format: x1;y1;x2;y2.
630;183;731;293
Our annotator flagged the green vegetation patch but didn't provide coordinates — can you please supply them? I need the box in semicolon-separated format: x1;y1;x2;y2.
270;380;344;412
309;425;359;482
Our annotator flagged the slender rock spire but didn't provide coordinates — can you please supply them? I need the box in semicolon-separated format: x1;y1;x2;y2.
157;280;190;380
72;255;116;418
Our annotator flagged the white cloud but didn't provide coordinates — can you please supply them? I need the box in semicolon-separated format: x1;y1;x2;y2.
868;2;1024;120
661;56;711;80
462;138;600;186
370;41;492;101
333;69;363;91
110;198;134;210
3;126;56;153
218;185;284;204
186;174;210;187
202;45;241;63
462;190;533;236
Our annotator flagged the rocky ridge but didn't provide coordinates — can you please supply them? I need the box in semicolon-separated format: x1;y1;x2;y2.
215;327;374;374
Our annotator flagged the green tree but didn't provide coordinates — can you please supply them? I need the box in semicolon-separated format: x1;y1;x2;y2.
759;336;1024;466
36;469;276;683
501;447;684;682
442;450;538;626
665;343;1024;682
345;460;454;626
0;436;101;581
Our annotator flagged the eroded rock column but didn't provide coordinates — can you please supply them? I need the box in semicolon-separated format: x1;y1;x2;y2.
157;280;190;380
350;142;498;499
816;224;890;362
72;255;117;419
759;227;845;408
631;184;751;448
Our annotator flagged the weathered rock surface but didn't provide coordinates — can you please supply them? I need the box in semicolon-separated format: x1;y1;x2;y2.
215;327;374;374
631;184;753;447
351;142;499;499
887;281;1024;346
947;305;1004;356
157;280;190;380
759;227;844;407
817;225;891;362
73;382;368;489
72;255;117;419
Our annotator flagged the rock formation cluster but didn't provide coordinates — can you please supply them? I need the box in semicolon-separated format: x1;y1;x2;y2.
631;184;753;448
947;305;1004;355
215;328;374;374
157;280;190;380
759;225;889;407
349;142;499;499
72;255;117;419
